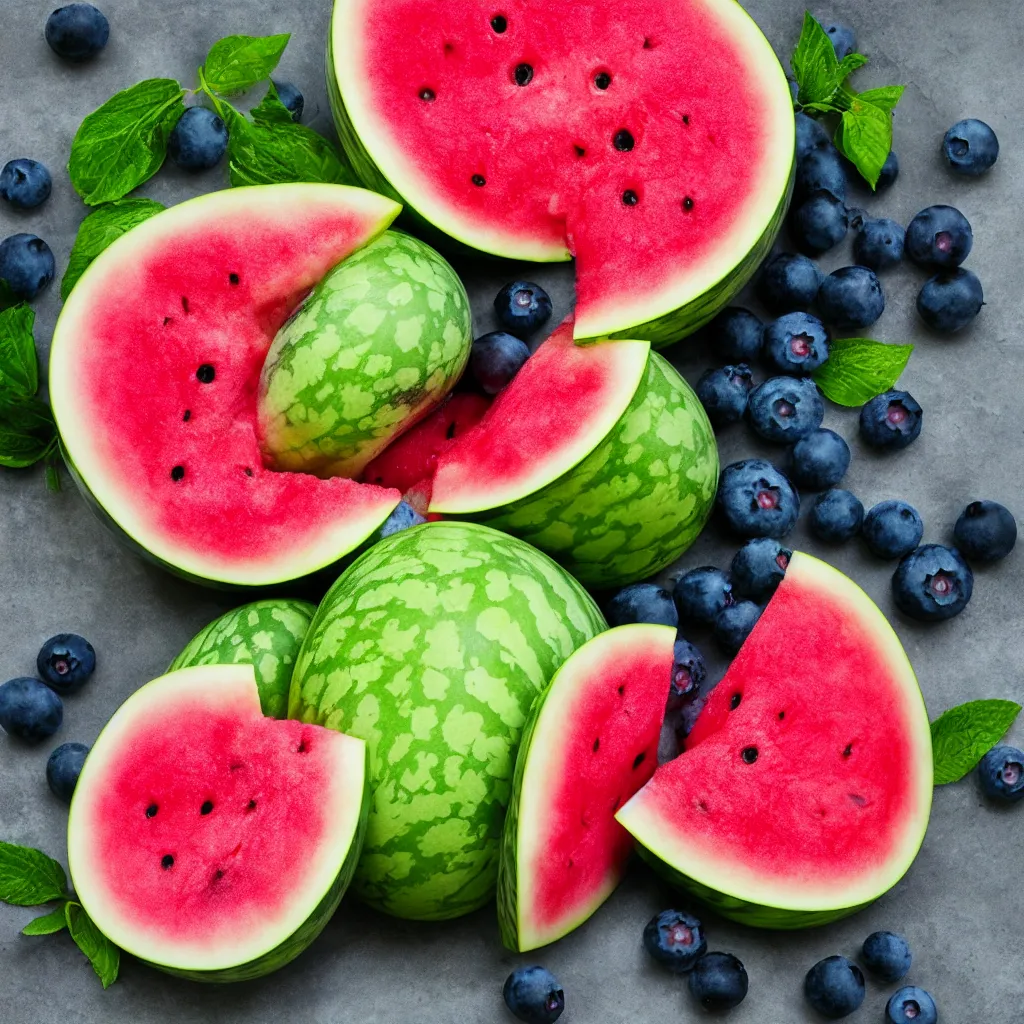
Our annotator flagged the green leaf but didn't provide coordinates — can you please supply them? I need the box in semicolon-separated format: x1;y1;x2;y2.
858;84;905;112
45;458;62;493
22;904;69;935
834;98;893;189
0;280;16;313
250;81;297;125
791;12;840;106
0;304;38;399
836;52;868;80
932;700;1022;785
66;902;120;989
812;337;913;406
69;79;186;206
62;198;166;300
202;33;290;96
0;843;68;906
0;398;58;469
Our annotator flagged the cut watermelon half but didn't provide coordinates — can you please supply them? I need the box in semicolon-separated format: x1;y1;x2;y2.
498;624;675;951
616;553;933;929
328;0;794;343
50;185;405;588
67;665;369;981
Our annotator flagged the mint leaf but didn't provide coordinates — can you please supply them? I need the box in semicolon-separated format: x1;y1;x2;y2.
813;337;913;406
0;398;58;469
22;904;69;935
66;902;120;989
932;699;1022;785
835;98;893;188
0;304;38;399
250;81;297;125
0;842;68;906
858;85;905;113
836;53;868;80
202;33;290;96
791;12;840;106
62;198;166;300
69;79;186;206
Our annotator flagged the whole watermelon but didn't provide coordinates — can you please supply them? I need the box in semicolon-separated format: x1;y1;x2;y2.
288;521;606;920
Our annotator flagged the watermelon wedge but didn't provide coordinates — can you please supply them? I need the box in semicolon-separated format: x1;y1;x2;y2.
327;0;794;344
67;665;369;981
50;185;405;588
498;624;675;952
616;553;933;929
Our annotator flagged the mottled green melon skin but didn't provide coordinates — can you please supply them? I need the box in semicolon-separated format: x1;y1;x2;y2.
168;600;317;719
258;231;472;478
288;521;606;920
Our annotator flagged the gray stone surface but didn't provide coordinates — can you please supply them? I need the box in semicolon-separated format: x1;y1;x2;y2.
0;0;1020;1020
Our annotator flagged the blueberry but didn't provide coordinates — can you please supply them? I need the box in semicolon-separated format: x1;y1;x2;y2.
943;118;999;176
861;930;912;983
378;500;427;539
271;80;304;121
792;194;848;255
168;107;229;171
763;312;830;375
810;489;864;543
846;207;869;232
803;955;866;1019
954;500;1017;562
905;205;972;268
45;3;109;61
748;376;824;444
643;909;707;973
796;147;847;202
917;268;984;333
677;693;707;740
494;281;553;337
668;638;707;708
757;253;823;313
687;952;749;1011
823;21;857;59
978;745;1024;803
703;307;763;362
718;459;800;538
37;633;96;694
795;112;831;161
502;966;564;1024
0;160;52;210
876;150;900;190
0;678;63;743
863;501;924;560
46;742;89;802
853;218;905;271
0;234;56;301
885;986;938;1024
673;567;734;625
606;583;678;628
859;391;922;451
730;538;790;601
470;331;530;394
714;600;762;655
892;544;974;621
695;364;754;426
787;428;850;491
817;266;885;330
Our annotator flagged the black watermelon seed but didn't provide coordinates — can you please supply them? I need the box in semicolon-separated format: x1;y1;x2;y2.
182;410;191;422
145;804;158;818
632;751;646;769
170;465;185;481
595;72;611;89
471;174;486;187
244;467;254;477
491;14;507;32
162;316;173;326
200;801;213;815
741;746;758;764
573;144;586;157
683;196;695;211
161;854;174;869
181;296;190;313
514;63;533;86
419;87;435;101
197;363;215;383
228;272;239;285
445;421;457;440
622;190;638;206
730;692;742;710
247;798;257;811
614;129;634;151
843;743;853;758
592;737;600;752
682;114;691;125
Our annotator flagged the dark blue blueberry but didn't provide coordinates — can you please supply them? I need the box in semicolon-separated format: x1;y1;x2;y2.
917;268;984;333
846;207;868;232
0;234;55;301
763;312;830;375
892;544;974;621
817;266;885;330
45;3;109;61
876;150;900;190
943;118;999;177
853;218;905;271
730;538;790;601
668;638;707;708
494;281;553;337
673;567;734;625
378;501;427;539
606;583;678;628
748;376;824;444
37;634;96;694
823;21;857;59
757;252;823;313
788;77;800;102
977;745;1024;803
688;952;748;1011
46;742;89;803
885;986;938;1024
677;693;706;740
954;500;1017;562
859;390;922;451
810;489;864;543
0;160;52;210
787;428;850;491
168;107;229;171
796;147;847;202
792;194;848;255
861;930;912;982
469;331;530;394
795;112;831;161
502;966;564;1024
695;364;753;426
905;205;973;268
804;956;866;1019
718;459;800;538
0;678;63;743
863;501;924;560
271;79;304;121
643;910;707;973
704;307;763;362
714;600;762;655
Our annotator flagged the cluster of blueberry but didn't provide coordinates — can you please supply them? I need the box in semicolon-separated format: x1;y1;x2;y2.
468;281;553;393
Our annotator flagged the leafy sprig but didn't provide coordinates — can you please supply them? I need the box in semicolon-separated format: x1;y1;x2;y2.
931;700;1022;785
813;337;914;406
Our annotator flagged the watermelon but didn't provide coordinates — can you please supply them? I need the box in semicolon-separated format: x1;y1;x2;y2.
327;0;794;344
67;665;369;981
498;623;675;952
168;599;317;719
288;520;607;920
616;553;933;929
257;230;472;479
49;184;409;588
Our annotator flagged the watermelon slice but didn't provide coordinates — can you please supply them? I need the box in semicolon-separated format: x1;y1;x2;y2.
49;185;406;588
67;664;369;982
327;0;794;344
616;553;933;929
498;624;675;951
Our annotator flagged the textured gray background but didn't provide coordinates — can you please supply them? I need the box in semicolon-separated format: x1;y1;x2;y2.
1;0;1021;1020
